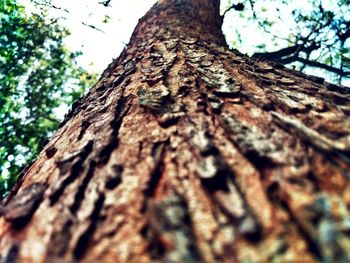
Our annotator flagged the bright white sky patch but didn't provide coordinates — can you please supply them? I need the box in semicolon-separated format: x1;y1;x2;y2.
60;0;157;72
21;0;158;73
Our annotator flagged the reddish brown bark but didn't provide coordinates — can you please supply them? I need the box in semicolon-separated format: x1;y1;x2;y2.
1;0;350;262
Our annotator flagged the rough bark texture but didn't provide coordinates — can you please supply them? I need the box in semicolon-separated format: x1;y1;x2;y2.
1;0;350;262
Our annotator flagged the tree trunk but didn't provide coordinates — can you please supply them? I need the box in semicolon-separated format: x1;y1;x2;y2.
1;0;350;262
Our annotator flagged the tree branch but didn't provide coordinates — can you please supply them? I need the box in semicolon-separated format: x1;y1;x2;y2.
222;2;244;17
252;45;302;60
278;56;350;76
81;22;104;33
31;0;71;14
98;0;112;7
252;42;320;61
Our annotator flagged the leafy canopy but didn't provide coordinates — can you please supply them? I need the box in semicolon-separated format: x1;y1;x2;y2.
0;0;97;198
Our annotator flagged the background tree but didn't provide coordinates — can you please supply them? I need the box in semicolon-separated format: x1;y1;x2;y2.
0;0;349;262
223;0;350;84
0;0;97;198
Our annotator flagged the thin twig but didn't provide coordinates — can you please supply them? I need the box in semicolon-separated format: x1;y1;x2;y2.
81;22;105;33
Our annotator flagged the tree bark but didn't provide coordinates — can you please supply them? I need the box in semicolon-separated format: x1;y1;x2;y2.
1;0;350;262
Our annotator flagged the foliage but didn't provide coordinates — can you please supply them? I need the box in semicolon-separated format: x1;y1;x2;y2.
0;0;97;198
223;0;350;84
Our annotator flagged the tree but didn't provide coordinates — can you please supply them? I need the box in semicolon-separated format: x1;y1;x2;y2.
0;0;97;198
223;0;350;85
1;0;350;261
